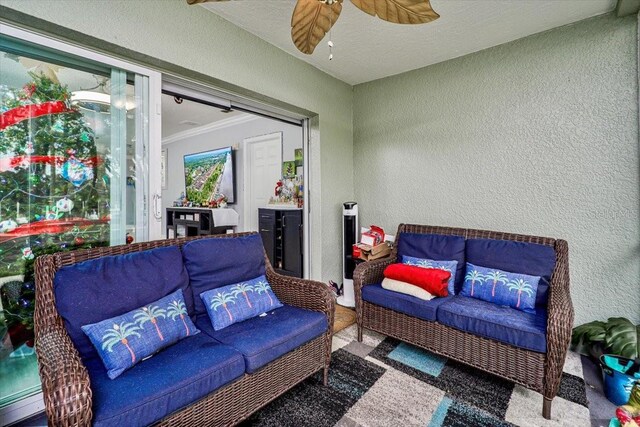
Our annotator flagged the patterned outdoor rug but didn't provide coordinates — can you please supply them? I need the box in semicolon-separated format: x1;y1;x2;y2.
240;325;590;427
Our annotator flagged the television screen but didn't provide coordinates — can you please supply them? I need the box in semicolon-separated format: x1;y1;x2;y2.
183;146;235;205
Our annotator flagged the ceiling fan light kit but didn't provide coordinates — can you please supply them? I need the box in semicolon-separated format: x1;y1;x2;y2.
188;0;439;59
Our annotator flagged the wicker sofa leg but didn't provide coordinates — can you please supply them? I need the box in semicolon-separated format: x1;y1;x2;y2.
323;365;329;386
357;325;363;342
543;397;552;419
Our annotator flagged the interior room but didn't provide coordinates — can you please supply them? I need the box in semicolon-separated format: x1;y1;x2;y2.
0;1;638;426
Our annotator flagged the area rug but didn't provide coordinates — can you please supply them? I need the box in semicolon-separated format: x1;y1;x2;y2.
334;306;356;333
240;325;590;427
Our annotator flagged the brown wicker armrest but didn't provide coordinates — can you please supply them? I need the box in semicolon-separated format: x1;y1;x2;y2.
353;257;394;332
36;327;92;426
266;269;335;329
353;257;394;293
544;239;574;400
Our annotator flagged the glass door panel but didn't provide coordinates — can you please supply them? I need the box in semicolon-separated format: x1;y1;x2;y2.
0;44;147;408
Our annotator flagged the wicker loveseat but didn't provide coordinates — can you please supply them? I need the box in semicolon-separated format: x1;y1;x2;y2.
354;224;572;420
34;232;334;426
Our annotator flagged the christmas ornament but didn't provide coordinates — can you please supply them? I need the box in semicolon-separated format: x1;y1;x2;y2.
61;156;93;187
23;83;36;97
74;237;84;245
25;139;34;155
22;247;34;260
80;131;92;143
56;196;74;213
51;119;65;133
0;219;17;233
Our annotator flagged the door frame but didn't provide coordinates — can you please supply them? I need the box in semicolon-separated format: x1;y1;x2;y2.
0;22;162;424
161;77;311;278
243;132;283;232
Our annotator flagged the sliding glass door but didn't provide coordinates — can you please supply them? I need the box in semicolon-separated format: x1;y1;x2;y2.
0;29;158;419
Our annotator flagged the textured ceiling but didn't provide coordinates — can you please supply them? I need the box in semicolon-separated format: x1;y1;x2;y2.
201;0;616;85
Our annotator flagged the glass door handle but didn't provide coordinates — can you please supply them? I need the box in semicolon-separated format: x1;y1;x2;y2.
153;193;162;220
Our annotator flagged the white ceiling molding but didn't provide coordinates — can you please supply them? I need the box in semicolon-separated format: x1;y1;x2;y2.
162;113;259;145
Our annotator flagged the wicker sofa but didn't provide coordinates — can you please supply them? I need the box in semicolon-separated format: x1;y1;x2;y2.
34;232;334;426
354;224;572;420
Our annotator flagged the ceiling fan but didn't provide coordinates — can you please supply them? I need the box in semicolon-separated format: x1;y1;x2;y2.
187;0;439;56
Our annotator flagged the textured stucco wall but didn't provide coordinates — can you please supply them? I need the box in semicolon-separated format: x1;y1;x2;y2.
354;13;640;325
1;0;353;283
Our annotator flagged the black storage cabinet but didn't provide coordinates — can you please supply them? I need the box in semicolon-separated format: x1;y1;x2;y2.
258;208;303;278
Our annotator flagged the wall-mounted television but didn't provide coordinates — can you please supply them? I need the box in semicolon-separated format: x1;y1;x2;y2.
183;146;236;205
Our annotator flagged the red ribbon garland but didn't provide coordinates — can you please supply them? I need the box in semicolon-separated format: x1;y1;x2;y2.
0;101;73;130
0;155;102;173
0;218;109;239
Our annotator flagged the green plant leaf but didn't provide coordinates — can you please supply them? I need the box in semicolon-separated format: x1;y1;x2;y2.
604;317;639;359
572;321;606;345
572;320;607;357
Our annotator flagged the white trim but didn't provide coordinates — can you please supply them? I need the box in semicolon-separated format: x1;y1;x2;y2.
148;74;164;241
0;392;44;426
162;113;258;146
302;119;310;279
0;24;158;76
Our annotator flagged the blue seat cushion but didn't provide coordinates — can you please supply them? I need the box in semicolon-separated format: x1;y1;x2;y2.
437;296;547;353
54;246;191;362
182;235;266;316
465;239;556;307
207;305;328;373
396;232;466;293
361;283;451;322
86;332;245;427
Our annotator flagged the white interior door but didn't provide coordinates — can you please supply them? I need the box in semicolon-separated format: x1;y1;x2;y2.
244;132;283;231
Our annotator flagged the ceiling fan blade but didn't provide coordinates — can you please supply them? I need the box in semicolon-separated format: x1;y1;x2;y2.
291;0;343;55
186;0;228;5
350;0;439;24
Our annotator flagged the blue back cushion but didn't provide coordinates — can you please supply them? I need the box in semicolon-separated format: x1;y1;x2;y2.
81;289;199;379
54;246;191;362
182;235;266;316
200;275;283;331
465;239;556;307
396;233;466;293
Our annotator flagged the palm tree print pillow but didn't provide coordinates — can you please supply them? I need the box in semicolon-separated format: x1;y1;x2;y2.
402;255;458;296
200;275;283;331
81;289;199;379
460;262;540;313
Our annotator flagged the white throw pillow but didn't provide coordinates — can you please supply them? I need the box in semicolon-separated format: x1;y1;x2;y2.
381;278;435;301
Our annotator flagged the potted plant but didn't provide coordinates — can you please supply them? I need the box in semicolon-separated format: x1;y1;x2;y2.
573;317;639;359
572;318;640;406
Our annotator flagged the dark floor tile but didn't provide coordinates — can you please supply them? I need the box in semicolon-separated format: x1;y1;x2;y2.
558;372;589;407
239;349;386;427
443;400;515;427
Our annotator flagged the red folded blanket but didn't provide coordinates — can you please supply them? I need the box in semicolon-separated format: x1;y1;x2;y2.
383;263;451;297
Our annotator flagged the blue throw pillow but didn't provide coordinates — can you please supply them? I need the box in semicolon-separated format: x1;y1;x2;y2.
200;275;283;331
81;289;199;379
460;262;540;312
402;255;458;296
